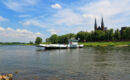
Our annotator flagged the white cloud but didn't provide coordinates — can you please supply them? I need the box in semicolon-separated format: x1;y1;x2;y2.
51;3;62;9
48;29;58;34
0;27;5;31
7;27;13;31
1;0;130;39
0;16;8;22
36;32;41;35
0;27;43;42
3;0;38;12
47;0;130;33
78;0;130;29
23;0;37;5
52;9;85;26
18;15;30;18
19;19;45;27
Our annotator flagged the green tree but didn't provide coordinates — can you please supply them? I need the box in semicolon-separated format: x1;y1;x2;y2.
125;27;130;40
49;34;58;44
94;30;105;41
46;27;130;43
121;29;127;40
105;29;114;41
57;33;75;44
35;37;42;44
114;29;121;40
76;31;89;42
29;41;33;45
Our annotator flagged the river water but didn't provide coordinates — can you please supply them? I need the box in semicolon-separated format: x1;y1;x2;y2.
0;45;130;80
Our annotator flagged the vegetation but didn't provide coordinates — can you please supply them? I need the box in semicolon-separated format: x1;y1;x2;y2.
46;27;130;46
35;37;42;44
0;37;43;45
0;42;27;45
29;41;34;45
0;27;130;46
80;41;130;47
46;33;76;44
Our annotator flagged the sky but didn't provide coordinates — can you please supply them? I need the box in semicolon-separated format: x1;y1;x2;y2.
0;0;130;42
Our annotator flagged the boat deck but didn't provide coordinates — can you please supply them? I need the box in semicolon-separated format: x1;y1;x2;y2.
39;44;83;49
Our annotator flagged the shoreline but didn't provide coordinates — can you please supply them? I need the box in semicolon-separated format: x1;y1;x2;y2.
0;41;130;47
80;41;130;47
0;43;34;46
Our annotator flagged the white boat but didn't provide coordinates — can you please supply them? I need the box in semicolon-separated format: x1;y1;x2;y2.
38;39;84;49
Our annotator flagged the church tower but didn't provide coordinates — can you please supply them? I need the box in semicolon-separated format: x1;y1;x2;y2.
94;18;97;31
101;17;104;31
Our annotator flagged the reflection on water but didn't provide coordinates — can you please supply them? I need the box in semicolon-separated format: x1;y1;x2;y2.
0;45;130;80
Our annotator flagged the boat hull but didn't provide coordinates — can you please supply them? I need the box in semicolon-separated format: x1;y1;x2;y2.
44;47;68;49
39;44;84;50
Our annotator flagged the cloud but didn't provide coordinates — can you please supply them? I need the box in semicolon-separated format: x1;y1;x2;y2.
0;27;5;31
19;19;45;27
48;29;58;34
52;9;85;26
51;3;62;9
1;0;130;40
0;16;8;22
78;0;130;29
18;14;30;18
0;27;43;42
36;32;41;35
46;0;130;33
3;0;38;12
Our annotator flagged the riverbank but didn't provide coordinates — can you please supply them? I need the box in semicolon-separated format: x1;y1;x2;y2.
80;41;130;47
0;42;33;45
1;41;130;47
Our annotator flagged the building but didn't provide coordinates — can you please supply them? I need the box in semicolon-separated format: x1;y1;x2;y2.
121;27;127;32
120;27;127;35
94;17;107;31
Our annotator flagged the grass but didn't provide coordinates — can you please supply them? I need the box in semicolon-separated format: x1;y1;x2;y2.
0;42;34;45
1;41;130;47
79;41;130;47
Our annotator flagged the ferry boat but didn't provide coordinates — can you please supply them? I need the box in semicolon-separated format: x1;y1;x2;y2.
39;39;83;49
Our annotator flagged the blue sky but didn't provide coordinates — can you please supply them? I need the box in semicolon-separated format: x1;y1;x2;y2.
0;0;130;42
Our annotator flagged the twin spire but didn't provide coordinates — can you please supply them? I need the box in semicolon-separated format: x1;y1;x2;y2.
94;17;105;31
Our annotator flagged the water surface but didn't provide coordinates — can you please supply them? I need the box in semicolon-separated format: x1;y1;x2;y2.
0;45;130;80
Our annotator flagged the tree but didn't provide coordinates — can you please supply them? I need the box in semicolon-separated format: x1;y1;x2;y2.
76;31;88;42
125;27;130;40
105;29;114;41
35;37;42;44
29;41;33;45
46;27;130;43
114;29;121;40
94;30;105;41
49;34;58;44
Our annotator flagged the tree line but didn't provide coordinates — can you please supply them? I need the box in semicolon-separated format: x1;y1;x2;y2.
45;27;130;44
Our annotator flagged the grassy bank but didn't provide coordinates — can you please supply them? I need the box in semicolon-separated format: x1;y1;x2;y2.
0;42;34;45
80;41;130;47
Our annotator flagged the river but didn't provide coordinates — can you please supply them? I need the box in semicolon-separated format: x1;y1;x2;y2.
0;45;130;80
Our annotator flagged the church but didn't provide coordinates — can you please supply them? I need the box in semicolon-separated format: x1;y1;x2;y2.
94;17;107;31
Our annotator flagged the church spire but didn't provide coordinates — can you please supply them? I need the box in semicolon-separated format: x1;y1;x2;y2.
101;17;104;31
94;18;97;31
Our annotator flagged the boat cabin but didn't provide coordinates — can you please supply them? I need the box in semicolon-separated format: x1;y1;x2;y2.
68;39;78;48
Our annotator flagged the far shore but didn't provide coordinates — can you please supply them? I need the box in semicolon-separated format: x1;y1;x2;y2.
0;42;33;46
0;41;130;47
79;41;130;47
